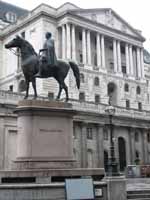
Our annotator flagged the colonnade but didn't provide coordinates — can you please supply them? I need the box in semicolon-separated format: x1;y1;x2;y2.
61;23;144;78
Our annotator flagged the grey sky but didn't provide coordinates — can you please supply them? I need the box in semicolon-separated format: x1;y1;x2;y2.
3;0;150;51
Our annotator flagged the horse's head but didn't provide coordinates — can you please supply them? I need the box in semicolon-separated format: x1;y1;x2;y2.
5;35;23;49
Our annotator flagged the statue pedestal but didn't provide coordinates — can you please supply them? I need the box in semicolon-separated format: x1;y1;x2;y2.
13;100;76;169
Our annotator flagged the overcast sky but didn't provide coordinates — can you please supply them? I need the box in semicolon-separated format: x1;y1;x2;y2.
3;0;150;51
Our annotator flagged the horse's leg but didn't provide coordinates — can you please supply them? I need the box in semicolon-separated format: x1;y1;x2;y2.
56;84;62;100
61;81;69;102
24;80;29;99
32;78;37;99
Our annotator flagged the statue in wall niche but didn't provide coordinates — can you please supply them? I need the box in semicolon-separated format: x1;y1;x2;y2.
5;35;80;101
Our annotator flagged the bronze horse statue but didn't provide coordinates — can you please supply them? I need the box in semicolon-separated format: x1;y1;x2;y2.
5;36;80;101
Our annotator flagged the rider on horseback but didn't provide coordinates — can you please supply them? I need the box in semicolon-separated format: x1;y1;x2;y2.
35;32;57;78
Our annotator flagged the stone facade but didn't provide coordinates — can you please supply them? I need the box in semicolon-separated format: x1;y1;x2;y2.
0;2;150;172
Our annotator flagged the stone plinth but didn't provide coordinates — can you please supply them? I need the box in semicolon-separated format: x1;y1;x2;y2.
13;100;76;169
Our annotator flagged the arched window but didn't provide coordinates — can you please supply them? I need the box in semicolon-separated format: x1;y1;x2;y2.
124;83;129;92
136;86;141;95
94;77;99;86
80;73;85;83
19;80;26;92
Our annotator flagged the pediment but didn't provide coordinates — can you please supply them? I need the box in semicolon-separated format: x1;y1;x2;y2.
72;8;143;40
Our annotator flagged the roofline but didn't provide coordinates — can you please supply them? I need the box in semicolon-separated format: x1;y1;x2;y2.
56;2;80;10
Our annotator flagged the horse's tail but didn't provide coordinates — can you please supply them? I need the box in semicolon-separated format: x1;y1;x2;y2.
69;61;80;89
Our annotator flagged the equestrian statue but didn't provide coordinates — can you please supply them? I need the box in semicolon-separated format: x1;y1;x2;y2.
5;33;80;101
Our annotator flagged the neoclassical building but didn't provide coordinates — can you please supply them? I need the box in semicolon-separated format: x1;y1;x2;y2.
0;1;150;172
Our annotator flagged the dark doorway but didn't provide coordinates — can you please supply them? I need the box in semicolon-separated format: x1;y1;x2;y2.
118;137;126;171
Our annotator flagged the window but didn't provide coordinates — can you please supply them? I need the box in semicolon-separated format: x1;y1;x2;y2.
6;12;17;23
79;53;83;63
87;127;93;139
21;31;25;39
122;65;126;74
19;80;26;92
138;102;142;111
109;62;114;71
79;32;82;41
94;54;97;66
147;133;150;143
79;92;85;102
124;83;129;92
121;46;125;54
9;85;13;92
94;77;99;86
126;100;130;109
136;86;141;95
135;132;139;142
103;127;108;140
95;94;100;104
80;73;85;83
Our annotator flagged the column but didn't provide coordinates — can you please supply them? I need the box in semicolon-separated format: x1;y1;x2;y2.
96;33;101;67
62;24;66;59
113;39;117;73
101;35;105;68
129;45;134;76
87;30;91;65
130;128;135;164
82;29;87;64
143;131;148;163
140;48;145;79
125;43;130;74
97;125;104;168
136;47;141;78
71;24;76;60
66;23;71;59
80;122;87;168
117;41;122;73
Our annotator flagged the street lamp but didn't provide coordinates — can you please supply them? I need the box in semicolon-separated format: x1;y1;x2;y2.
105;105;119;176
